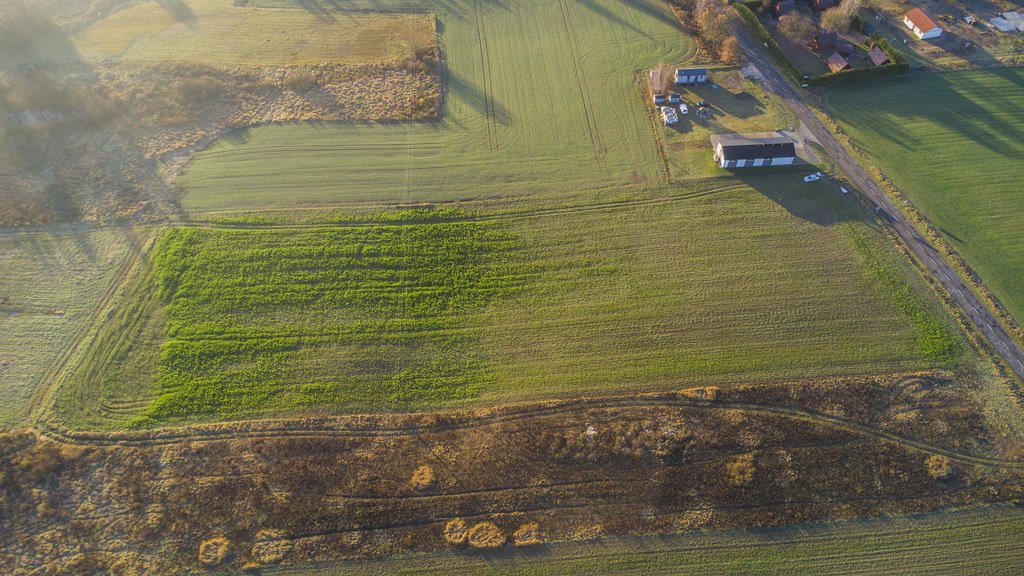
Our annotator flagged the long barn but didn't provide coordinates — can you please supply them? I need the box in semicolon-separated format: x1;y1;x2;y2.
711;134;796;168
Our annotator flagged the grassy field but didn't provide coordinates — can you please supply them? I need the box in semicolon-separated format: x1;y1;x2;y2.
271;504;1024;575
824;69;1024;326
72;0;436;66
176;0;698;213
0;227;141;428
57;176;962;427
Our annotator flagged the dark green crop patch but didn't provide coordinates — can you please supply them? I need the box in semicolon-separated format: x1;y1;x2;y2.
130;211;530;426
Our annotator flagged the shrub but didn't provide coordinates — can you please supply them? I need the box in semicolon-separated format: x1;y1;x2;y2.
726;453;756;486
283;70;317;93
198;536;231;567
174;76;224;104
926;454;952;480
467;521;506;549
512;522;542;546
443;518;469;544
410;464;435;490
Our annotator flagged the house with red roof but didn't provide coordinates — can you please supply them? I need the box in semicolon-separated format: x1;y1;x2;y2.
904;7;942;39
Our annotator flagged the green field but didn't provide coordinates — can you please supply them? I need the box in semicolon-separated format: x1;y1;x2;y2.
824;69;1024;326
176;0;697;213
0;227;141;428
271;504;1024;575
58;176;962;427
72;0;436;66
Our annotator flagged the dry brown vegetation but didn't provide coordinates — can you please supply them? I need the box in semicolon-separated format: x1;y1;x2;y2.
0;1;441;227
410;465;436;491
443;519;469;545
670;0;742;64
512;522;543;546
0;371;1021;574
198;536;231;567
467;522;507;549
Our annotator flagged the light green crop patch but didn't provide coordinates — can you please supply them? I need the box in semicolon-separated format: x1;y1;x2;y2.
131;210;529;426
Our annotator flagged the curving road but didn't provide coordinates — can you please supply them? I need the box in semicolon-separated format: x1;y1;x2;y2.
736;33;1024;380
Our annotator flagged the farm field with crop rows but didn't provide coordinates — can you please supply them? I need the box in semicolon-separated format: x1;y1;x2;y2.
177;0;696;213
275;504;1024;576
824;69;1024;327
58;176;962;428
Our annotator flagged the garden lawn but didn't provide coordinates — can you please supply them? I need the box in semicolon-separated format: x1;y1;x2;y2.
824;69;1024;326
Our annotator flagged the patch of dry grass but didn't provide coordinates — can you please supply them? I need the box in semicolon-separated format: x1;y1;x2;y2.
72;0;436;67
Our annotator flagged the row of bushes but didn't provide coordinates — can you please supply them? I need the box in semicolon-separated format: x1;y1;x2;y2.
734;3;910;86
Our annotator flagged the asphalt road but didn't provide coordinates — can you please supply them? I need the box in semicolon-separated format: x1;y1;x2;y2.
737;33;1024;380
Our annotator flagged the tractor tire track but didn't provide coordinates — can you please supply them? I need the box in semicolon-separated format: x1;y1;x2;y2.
26;230;155;425
38;387;1024;471
473;0;497;151
558;0;604;161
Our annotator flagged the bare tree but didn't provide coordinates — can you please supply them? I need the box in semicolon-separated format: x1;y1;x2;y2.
650;61;674;93
820;0;861;32
778;13;817;43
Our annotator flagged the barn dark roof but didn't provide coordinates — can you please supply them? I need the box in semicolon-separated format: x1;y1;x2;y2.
775;0;795;15
717;137;796;161
813;31;838;49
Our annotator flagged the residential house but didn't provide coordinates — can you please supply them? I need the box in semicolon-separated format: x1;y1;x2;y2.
867;45;890;66
674;67;708;85
904;7;942;39
774;0;795;17
826;52;850;72
809;31;837;51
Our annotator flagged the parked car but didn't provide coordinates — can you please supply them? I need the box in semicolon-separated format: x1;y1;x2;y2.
840;185;849;194
803;172;823;183
660;106;679;126
679;104;689;115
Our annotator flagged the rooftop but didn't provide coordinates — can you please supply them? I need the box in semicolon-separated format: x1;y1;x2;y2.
905;7;939;32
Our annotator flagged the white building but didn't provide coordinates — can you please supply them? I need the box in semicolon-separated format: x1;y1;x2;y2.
674;67;708;85
904;8;942;39
712;135;796;169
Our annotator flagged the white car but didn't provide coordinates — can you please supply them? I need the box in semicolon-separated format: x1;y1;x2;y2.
679;104;689;115
803;172;823;183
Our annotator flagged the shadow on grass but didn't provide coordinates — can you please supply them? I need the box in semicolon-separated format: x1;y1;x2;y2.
732;170;864;227
826;68;1024;158
155;0;197;26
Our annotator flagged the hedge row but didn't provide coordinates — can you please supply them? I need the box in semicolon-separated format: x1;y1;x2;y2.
808;61;910;85
733;3;804;82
